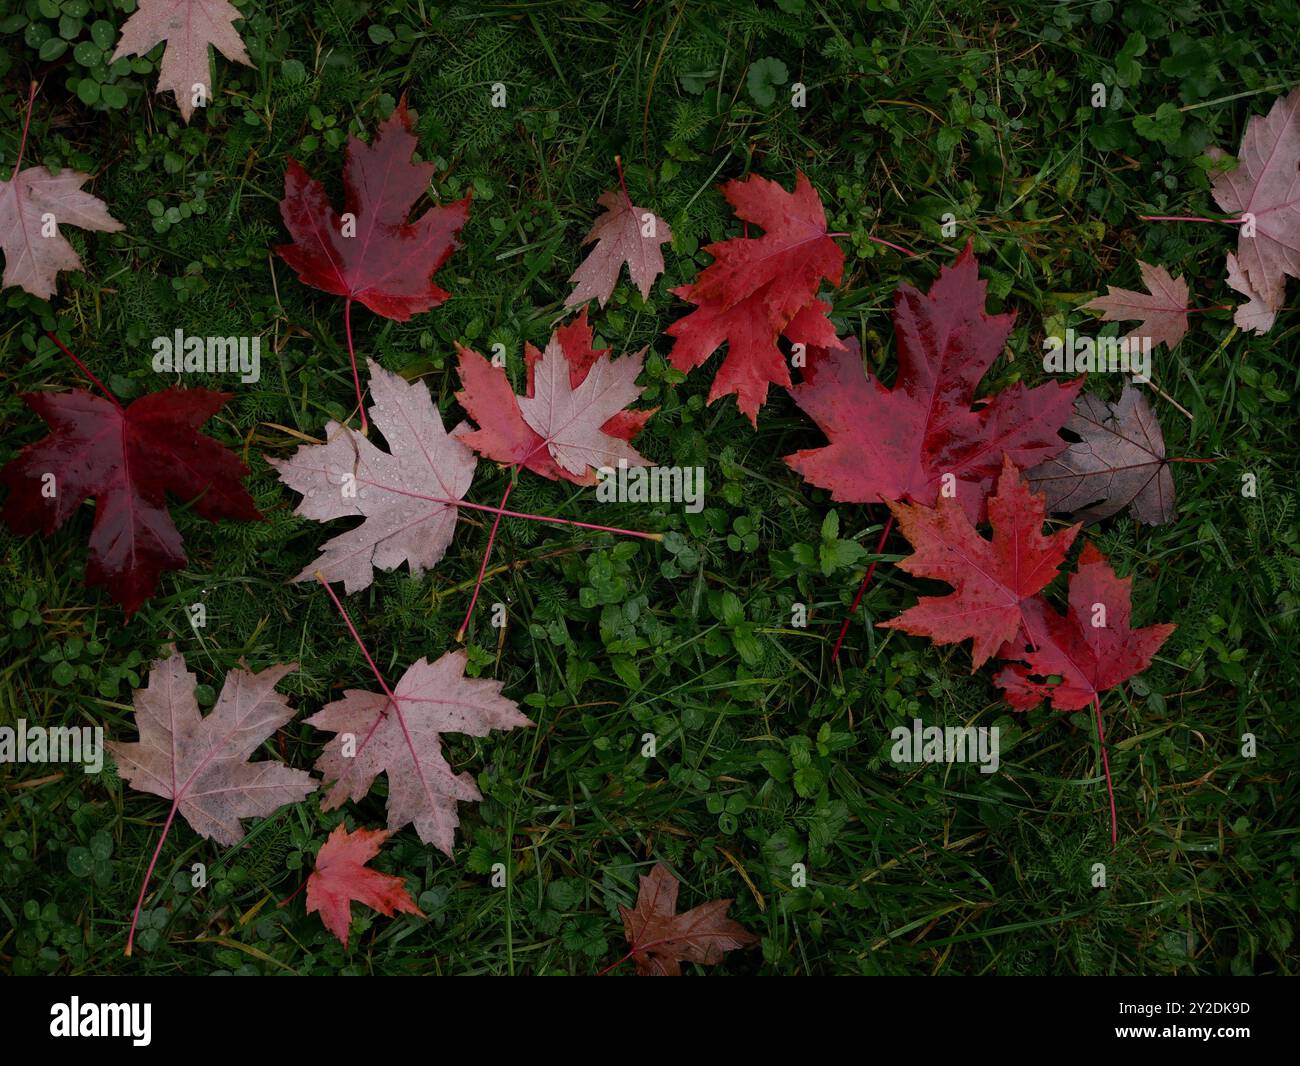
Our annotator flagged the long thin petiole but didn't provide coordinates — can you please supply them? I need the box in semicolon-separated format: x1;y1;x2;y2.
343;298;368;434
829;516;895;666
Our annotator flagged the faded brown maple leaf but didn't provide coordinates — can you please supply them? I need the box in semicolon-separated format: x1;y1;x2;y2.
1079;261;1190;351
617;863;759;976
565;188;672;309
1026;385;1176;526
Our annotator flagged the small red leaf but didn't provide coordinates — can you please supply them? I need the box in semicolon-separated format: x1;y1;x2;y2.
307;824;424;949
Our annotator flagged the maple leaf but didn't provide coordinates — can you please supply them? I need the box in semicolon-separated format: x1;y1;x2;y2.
107;646;316;953
1026;385;1176;526
617;864;759;976
111;0;253;122
270;358;475;594
275;100;471;321
1078;261;1190;351
994;542;1176;711
786;246;1082;521
666;171;845;425
306;824;424;949
878;456;1080;669
306;649;532;854
454;308;653;485
1;385;261;616
1209;86;1300;334
1;91;123;299
565;186;672;309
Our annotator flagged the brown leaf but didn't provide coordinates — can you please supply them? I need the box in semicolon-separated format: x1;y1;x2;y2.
306;650;532;854
1026;385;1175;526
1079;261;1190;351
1209;86;1300;333
618;864;759;976
565;189;672;309
112;0;252;122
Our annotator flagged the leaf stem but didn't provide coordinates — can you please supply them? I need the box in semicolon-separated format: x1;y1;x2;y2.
613;154;633;210
1137;214;1246;224
11;81;36;178
1092;696;1119;848
829;515;895;666
46;331;123;410
343;298;368;435
457;473;515;642
124;802;179;956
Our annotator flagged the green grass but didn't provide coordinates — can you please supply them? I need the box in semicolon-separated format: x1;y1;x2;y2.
1;0;1298;975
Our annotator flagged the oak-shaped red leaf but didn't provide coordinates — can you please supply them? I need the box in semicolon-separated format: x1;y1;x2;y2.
565;189;672;309
111;0;252;122
618;864;759;976
0;387;260;616
878;456;1080;669
785;246;1081;521
269;359;476;593
306;824;424;949
1209;86;1300;334
666;171;844;425
306;650;532;854
994;543;1175;711
1078;261;1190;351
454;308;653;485
107;646;317;953
275;100;471;320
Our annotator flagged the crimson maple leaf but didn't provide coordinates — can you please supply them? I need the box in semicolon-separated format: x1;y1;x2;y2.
454;308;654;485
275;100;470;319
306;824;424;949
666;171;844;425
786;245;1082;521
616;864;759;976
1;385;260;616
994;542;1176;711
878;456;1080;669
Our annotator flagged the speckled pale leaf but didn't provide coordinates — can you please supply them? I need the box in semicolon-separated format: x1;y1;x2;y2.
0;166;123;298
1225;252;1277;334
516;336;648;476
565;190;672;309
306;650;533;854
1209;86;1300;332
106;646;316;846
1079;261;1190;351
112;0;252;122
270;359;476;593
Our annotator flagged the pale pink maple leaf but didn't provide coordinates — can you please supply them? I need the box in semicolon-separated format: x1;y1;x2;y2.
1079;260;1190;350
112;0;253;122
565;189;672;309
306;649;533;854
1225;251;1277;334
270;359;476;594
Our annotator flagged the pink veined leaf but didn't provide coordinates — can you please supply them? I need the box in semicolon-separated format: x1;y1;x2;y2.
1078;261;1191;351
565;189;672;309
106;646;317;954
306;648;533;855
1209;85;1300;333
112;0;253;122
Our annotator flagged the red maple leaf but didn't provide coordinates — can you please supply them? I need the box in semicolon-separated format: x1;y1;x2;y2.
454;308;654;486
786;245;1082;521
878;455;1080;669
306;824;424;949
275;99;470;431
994;542;1176;711
1;385;260;616
666;171;844;425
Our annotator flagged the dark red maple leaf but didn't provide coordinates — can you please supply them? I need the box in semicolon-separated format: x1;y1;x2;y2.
994;542;1176;711
275;100;470;319
786;245;1082;521
666;171;844;425
454;308;654;486
614;863;759;976
1;386;260;616
878;455;1080;669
